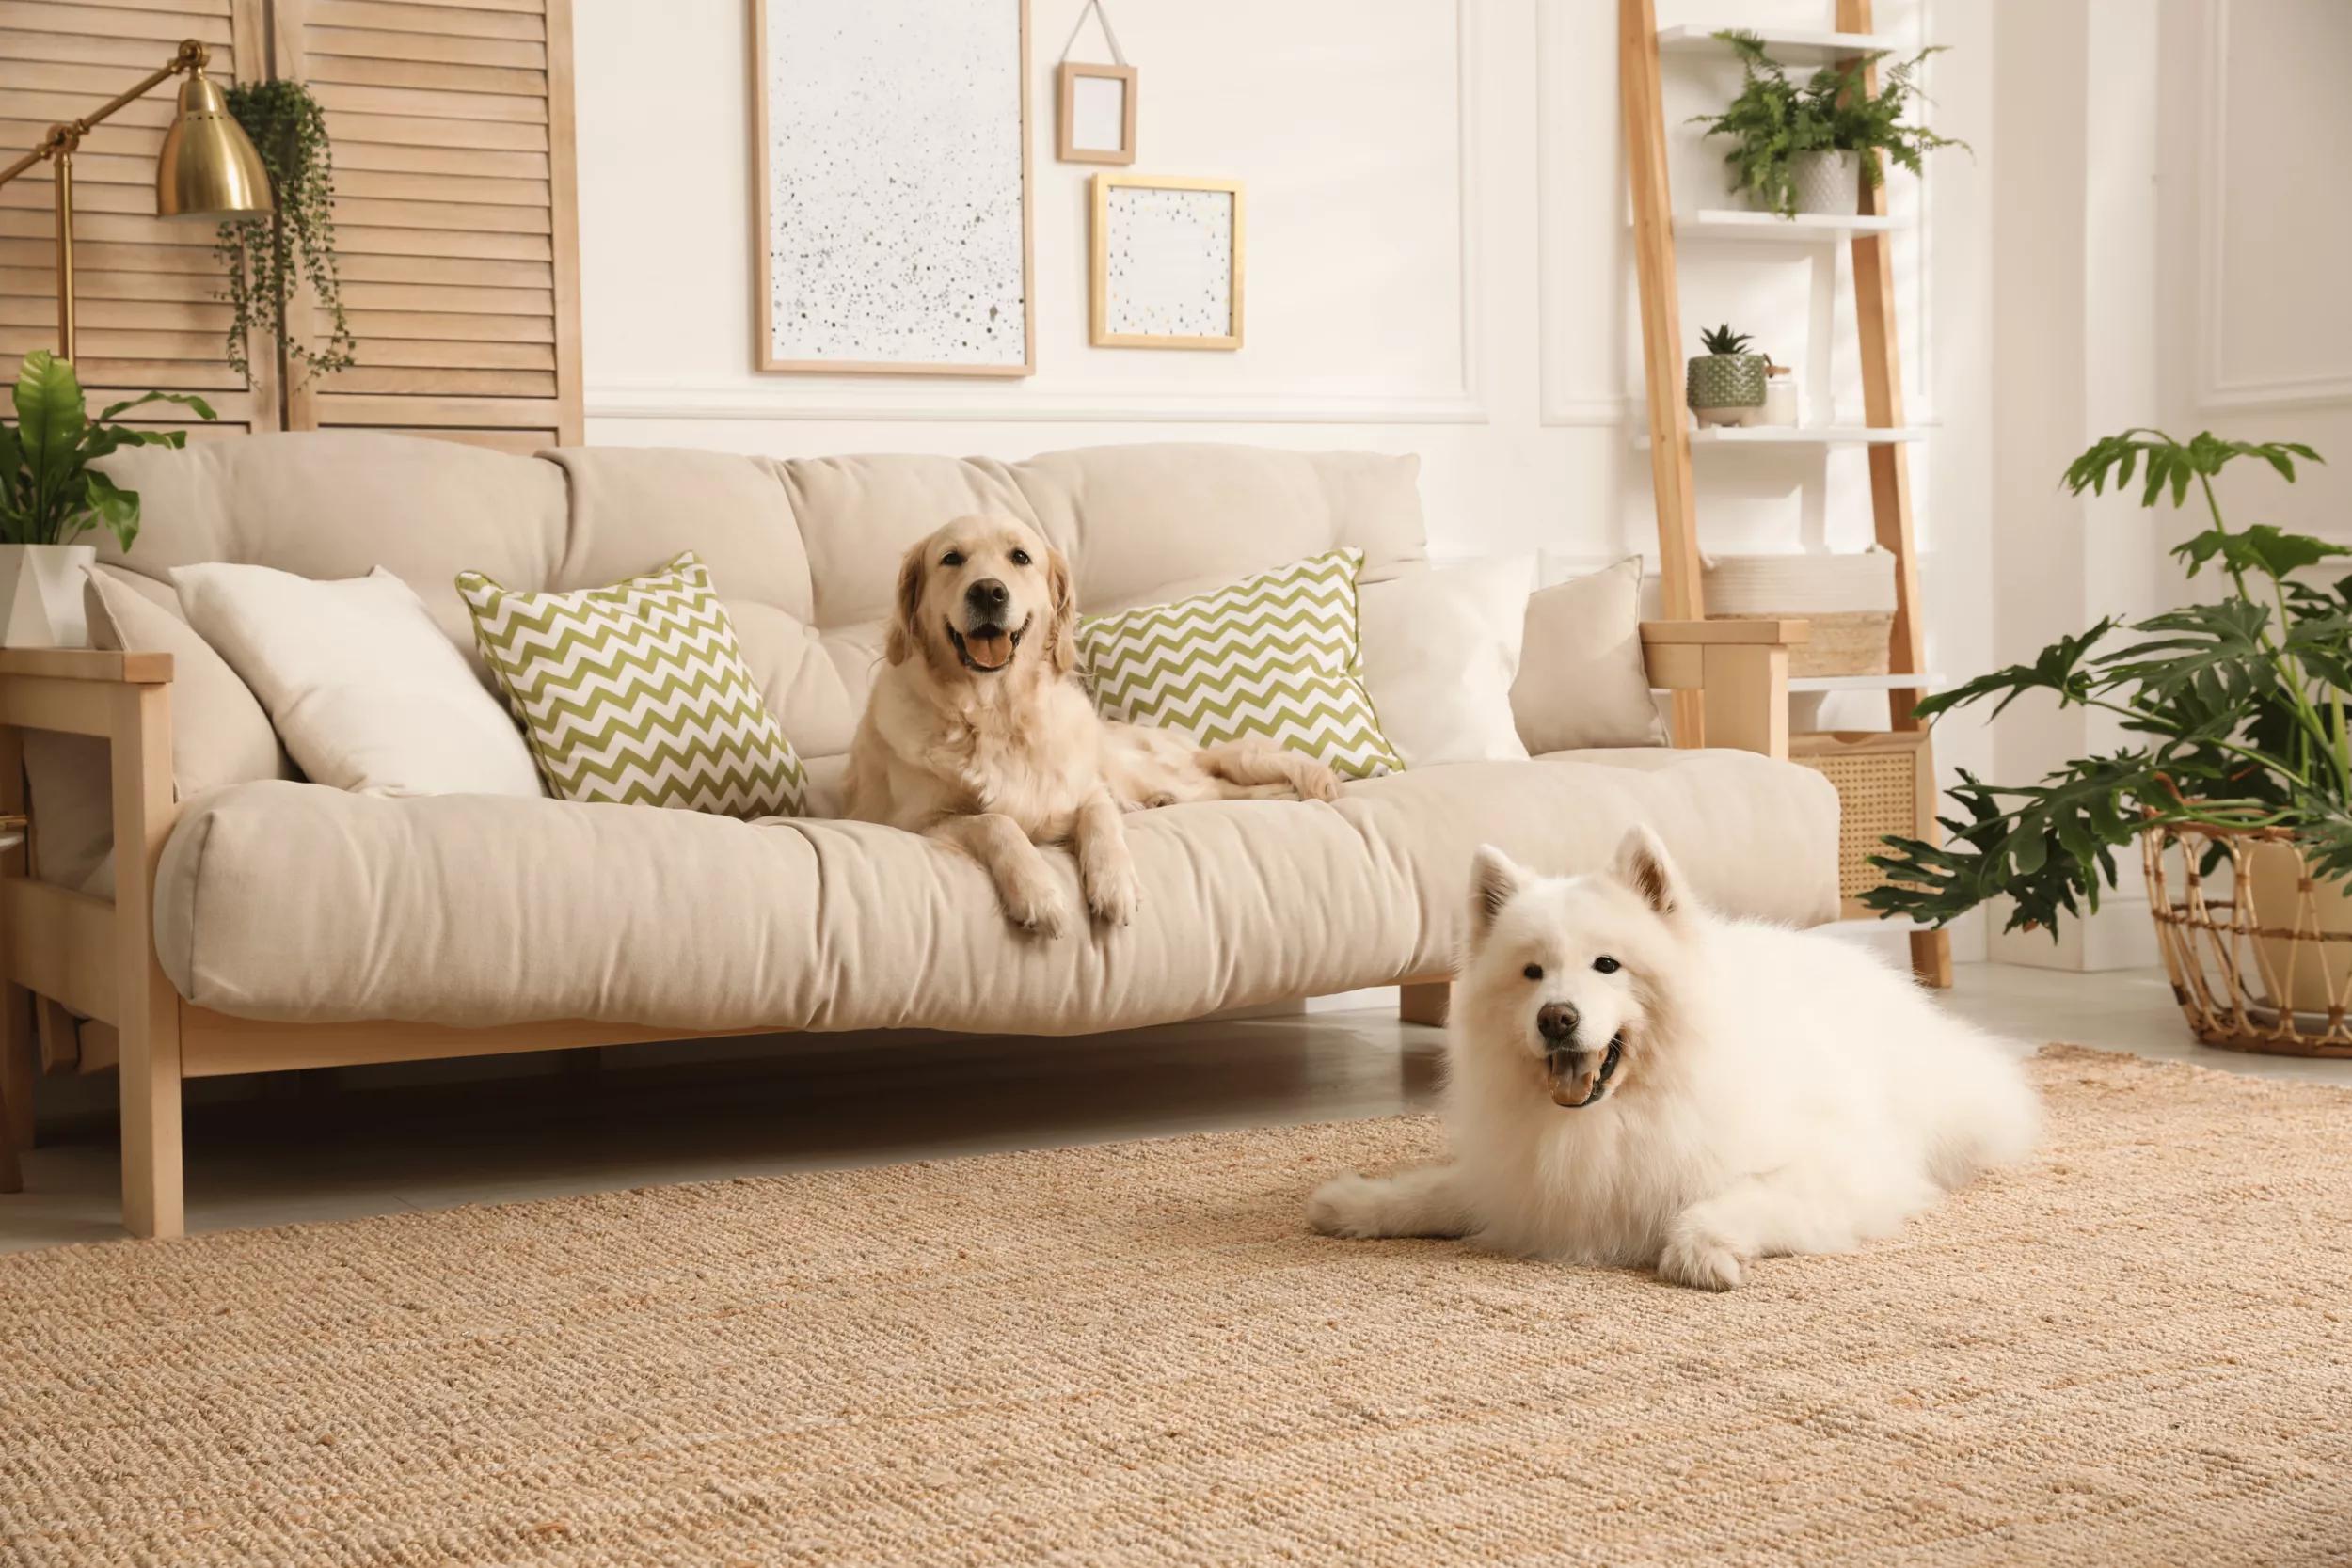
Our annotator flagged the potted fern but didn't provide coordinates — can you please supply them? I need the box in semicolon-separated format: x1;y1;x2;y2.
1692;31;1966;217
1687;324;1767;427
0;353;214;646
1867;429;2352;1046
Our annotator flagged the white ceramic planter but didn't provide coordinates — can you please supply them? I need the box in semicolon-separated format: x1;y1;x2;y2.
0;543;96;648
2244;839;2352;1015
1783;150;1862;215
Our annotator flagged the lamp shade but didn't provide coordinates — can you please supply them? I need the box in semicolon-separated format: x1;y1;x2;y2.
156;70;272;220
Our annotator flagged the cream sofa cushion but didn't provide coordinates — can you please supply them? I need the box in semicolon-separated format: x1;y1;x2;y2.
1359;556;1535;768
88;566;291;799
1510;558;1669;752
152;752;1838;1031
174;563;543;798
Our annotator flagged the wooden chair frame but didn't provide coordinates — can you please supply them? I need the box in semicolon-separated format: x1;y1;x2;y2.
0;620;1799;1238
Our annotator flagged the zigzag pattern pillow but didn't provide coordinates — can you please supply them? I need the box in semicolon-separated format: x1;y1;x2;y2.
457;553;808;817
1076;547;1404;780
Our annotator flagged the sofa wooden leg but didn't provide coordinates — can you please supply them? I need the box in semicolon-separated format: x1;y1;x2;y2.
1910;929;1953;990
1399;981;1451;1028
113;682;183;1239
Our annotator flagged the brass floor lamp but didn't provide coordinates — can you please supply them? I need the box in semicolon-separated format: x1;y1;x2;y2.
0;39;273;363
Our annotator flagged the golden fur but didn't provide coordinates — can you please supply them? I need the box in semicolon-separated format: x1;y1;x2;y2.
844;515;1339;936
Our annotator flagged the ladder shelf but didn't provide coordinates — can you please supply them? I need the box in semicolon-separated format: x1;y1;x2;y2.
1621;0;1951;989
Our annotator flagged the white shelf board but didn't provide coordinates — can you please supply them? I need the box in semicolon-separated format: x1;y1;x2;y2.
1637;425;1932;448
1677;208;1909;243
1657;24;1899;64
1788;672;1943;693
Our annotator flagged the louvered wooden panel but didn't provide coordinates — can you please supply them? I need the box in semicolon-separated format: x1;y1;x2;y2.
278;0;580;447
0;0;277;432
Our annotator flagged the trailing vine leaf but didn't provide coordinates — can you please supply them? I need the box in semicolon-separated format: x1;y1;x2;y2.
1872;427;2352;936
215;80;356;387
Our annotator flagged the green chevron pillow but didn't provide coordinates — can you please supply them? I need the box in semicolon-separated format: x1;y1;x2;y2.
1076;546;1404;780
456;553;808;817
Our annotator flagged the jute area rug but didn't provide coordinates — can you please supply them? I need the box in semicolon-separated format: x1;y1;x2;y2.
2;1046;2347;1567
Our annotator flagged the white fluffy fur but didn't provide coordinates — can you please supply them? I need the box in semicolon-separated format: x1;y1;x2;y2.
1308;828;2041;1291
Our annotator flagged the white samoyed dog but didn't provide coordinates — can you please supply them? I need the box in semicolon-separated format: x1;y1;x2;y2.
1308;827;2041;1290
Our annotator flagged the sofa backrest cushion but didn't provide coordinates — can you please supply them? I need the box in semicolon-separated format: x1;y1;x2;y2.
103;433;1428;770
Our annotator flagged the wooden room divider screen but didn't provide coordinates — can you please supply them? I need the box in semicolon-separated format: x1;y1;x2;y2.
1;0;582;450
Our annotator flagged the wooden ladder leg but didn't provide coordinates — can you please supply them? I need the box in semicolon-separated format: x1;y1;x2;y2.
1910;930;1954;990
1620;0;1706;747
114;683;183;1239
1398;982;1451;1028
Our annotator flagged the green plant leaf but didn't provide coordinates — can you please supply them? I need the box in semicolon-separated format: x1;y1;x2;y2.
13;350;87;536
83;468;140;552
97;389;219;424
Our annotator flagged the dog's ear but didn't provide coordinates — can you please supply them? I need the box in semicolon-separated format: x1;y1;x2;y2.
884;542;926;667
1044;545;1078;676
1470;844;1532;935
1612;825;1682;918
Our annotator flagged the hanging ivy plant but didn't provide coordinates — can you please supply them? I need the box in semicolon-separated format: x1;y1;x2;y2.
214;80;357;386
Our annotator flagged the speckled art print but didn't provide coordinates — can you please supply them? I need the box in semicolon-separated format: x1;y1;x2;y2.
1090;175;1244;350
755;0;1033;375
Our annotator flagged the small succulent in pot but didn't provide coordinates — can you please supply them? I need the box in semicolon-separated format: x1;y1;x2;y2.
1688;324;1768;427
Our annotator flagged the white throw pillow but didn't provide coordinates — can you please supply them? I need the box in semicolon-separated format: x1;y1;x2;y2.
172;562;542;798
1358;556;1535;768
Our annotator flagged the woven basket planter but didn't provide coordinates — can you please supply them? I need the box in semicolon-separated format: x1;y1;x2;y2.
2143;821;2352;1057
1703;550;1896;677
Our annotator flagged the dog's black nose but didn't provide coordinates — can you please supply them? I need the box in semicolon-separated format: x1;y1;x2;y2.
1537;1002;1579;1043
966;578;1009;612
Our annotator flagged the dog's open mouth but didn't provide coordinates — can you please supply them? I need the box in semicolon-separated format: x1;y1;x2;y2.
948;614;1030;673
1548;1037;1624;1109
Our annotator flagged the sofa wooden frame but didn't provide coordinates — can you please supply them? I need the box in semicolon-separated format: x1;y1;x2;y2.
0;619;1801;1238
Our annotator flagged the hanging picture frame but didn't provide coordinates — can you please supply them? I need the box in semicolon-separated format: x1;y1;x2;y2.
1057;61;1136;165
1055;0;1136;165
752;0;1034;376
1089;173;1245;351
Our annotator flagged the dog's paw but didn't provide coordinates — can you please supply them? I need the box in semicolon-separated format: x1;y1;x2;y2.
1306;1173;1390;1238
1658;1234;1745;1292
1084;859;1142;927
1293;762;1341;803
1003;879;1073;940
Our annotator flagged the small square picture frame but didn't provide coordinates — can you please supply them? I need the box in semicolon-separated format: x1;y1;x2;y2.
1057;61;1136;164
1089;173;1245;351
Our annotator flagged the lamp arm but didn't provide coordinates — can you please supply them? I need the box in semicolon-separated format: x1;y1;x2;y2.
0;40;210;187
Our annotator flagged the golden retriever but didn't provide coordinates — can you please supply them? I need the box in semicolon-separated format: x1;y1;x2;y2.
844;515;1340;936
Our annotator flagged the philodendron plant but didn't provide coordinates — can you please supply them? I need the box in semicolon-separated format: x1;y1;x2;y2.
0;352;215;550
1867;429;2350;936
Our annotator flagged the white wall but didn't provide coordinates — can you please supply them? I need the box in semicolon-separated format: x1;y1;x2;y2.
574;0;1997;960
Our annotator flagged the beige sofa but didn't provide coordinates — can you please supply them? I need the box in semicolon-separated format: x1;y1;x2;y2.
0;434;1832;1236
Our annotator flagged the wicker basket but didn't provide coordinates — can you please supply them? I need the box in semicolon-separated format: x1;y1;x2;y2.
1791;730;1932;918
1703;551;1896;677
2142;822;2352;1057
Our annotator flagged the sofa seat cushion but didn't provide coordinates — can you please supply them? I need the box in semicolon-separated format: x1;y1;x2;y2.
153;751;1836;1036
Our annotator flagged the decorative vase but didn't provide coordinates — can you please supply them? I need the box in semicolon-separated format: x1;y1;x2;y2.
0;544;96;648
1782;150;1862;215
1686;353;1767;426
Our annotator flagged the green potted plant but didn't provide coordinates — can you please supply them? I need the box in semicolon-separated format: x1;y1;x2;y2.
0;352;215;647
1692;31;1967;217
215;80;355;386
1867;429;2352;1031
1687;324;1767;427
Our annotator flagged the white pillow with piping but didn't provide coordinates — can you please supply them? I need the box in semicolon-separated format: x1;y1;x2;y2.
1358;555;1535;768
